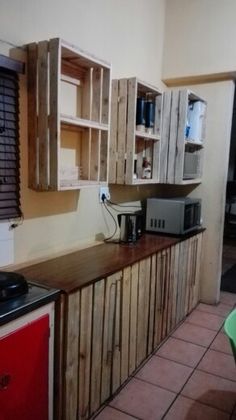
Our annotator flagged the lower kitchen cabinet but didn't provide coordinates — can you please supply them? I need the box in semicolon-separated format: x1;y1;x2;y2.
0;303;55;420
59;232;203;420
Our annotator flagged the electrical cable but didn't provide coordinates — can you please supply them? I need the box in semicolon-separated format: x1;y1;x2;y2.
107;199;141;209
102;200;119;242
106;201;137;214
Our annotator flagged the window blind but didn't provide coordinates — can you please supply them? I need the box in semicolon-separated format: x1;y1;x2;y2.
0;62;21;220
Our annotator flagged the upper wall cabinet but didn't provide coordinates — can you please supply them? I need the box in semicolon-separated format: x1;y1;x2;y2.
27;38;111;191
160;89;207;185
109;78;162;185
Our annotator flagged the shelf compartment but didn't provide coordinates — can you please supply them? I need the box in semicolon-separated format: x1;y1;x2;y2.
27;38;111;191
109;77;162;185
160;89;206;185
59;126;108;189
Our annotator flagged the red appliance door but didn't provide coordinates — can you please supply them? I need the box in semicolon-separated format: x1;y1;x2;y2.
0;314;49;420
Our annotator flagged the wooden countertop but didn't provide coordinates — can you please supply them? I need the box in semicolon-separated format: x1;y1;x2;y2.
19;234;178;293
18;232;201;294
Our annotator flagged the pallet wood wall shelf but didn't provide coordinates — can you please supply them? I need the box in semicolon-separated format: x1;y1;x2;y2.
109;77;162;185
160;89;207;185
27;38;111;191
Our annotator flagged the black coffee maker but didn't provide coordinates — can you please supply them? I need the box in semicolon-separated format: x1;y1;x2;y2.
117;212;144;243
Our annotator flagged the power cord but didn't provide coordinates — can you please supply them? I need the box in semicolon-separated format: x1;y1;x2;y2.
101;194;119;242
107;199;141;209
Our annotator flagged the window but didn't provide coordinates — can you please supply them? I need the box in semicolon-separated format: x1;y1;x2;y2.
0;54;24;220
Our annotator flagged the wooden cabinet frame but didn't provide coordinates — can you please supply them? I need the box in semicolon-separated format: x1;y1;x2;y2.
27;38;111;191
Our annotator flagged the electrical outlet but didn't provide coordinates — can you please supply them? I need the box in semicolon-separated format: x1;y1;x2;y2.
99;186;110;203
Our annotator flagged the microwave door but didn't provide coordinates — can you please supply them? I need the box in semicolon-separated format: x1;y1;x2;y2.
184;204;194;231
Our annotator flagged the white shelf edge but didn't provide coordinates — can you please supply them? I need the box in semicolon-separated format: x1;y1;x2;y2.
60;114;109;131
135;131;160;141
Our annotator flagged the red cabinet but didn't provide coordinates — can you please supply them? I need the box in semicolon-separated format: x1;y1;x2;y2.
0;304;54;420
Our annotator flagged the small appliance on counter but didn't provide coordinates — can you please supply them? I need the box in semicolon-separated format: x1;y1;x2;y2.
146;197;202;235
118;212;144;243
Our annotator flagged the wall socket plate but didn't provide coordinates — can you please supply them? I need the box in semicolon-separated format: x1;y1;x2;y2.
99;186;110;203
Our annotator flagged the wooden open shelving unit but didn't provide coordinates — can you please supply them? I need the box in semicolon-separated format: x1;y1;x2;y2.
109;77;162;185
27;38;111;191
160;89;206;185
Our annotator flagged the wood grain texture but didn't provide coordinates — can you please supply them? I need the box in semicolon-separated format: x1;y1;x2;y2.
120;266;131;384
38;41;49;189
117;79;127;184
64;291;80;420
109;80;118;183
27;43;38;189
136;257;151;365
78;285;93;420
160;91;171;183
90;280;105;414
129;262;139;374
126;78;136;184
49;38;60;190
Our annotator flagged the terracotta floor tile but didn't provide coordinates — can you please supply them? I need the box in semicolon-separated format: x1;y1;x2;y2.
164;395;230;420
172;321;217;347
186;309;225;331
156;337;206;368
210;332;233;355
198;349;236;382
95;406;136;420
181;370;236;413
220;292;236;306
197;302;233;317
135;355;192;393
110;377;176;420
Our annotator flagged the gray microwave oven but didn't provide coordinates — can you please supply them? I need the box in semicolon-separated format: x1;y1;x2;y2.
146;197;202;235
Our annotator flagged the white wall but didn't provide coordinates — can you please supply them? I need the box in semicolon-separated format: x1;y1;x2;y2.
163;0;236;79
0;0;166;264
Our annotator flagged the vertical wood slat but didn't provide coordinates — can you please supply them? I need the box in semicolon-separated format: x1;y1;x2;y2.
101;272;119;402
126;77;137;184
64;291;80;420
79;285;93;420
92;67;102;123
185;237;192;315
154;251;162;348
152;139;160;182
160;91;171;183
117;79;128;184
193;234;203;308
82;67;93;120
171;243;180;330
90;129;99;181
38;41;49;189
161;249;170;339
129;262;139;375
102;68;110;125
167;90;179;184
27;43;38;189
120;267;131;384
175;89;188;183
112;278;121;394
100;131;108;182
109;80;118;183
176;241;184;324
136;257;151;365
49;38;60;190
148;254;157;354
90;280;105;415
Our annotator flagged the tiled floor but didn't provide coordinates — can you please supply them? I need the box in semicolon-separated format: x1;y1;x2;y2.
95;292;236;420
